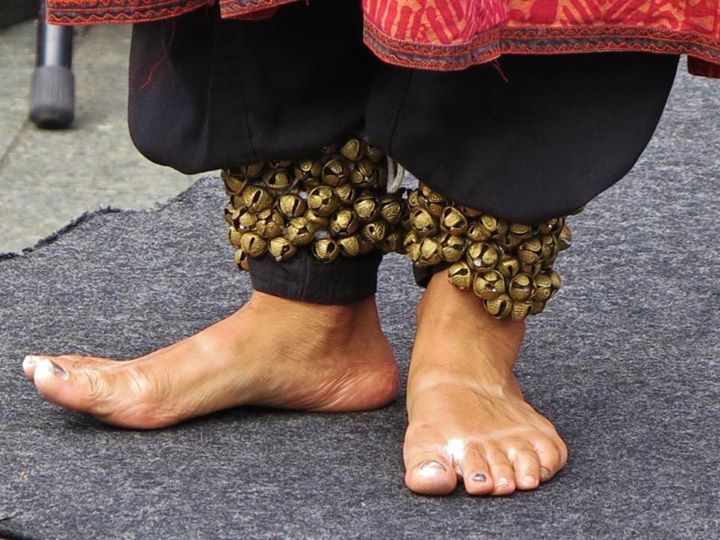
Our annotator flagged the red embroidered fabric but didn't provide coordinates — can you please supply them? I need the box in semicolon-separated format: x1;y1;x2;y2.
46;0;720;77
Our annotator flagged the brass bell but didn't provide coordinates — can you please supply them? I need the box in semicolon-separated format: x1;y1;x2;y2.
337;234;362;257
365;144;385;163
557;225;572;251
480;214;498;234
241;185;273;213
378;196;403;224
484;294;513;319
237;209;258;231
350;158;379;188
509;272;533;302
228;227;244;249
221;170;249;195
530;301;545;315
308;185;340;217
531;273;554;302
304;208;330;229
321;158;349;187
518;238;542;264
510;223;533;238
540;234;558;259
295;158;322;181
278;194;307;219
380;231;403;254
493;221;510;239
426;200;445;219
538;217;561;235
334;183;357;206
227;162;265;180
286;217;317;246
312;238;340;263
340;138;365;162
406;241;421;263
361;221;387;244
549;269;562;290
262;168;292;191
418;238;443;266
440;206;468;235
438;232;465;263
407;190;426;209
448;261;473;290
234;248;250;271
240;232;268;257
472;269;505;300
254;209;285;239
410;207;437;238
224;203;238;226
466;221;491;242
466;242;499;270
496;255;521;278
354;191;379;222
268;236;297;262
520;261;543;277
358;236;376;255
229;194;246;212
403;230;420;250
329;208;359;237
420;184;445;204
510;302;531;321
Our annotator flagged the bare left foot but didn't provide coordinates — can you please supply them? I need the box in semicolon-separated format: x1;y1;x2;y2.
403;272;568;496
22;292;399;429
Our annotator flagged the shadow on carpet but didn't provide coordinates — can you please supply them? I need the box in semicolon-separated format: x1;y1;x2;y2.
1;68;719;540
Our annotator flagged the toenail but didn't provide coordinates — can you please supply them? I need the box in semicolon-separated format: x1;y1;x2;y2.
496;477;511;487
523;475;537;485
540;467;552;480
418;460;446;475
472;473;487;482
23;355;44;369
44;359;69;380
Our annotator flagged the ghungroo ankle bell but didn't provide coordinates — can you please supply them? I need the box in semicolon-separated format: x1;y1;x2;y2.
223;137;406;268
403;183;577;321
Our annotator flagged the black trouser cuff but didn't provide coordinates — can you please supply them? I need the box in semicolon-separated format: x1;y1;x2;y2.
248;250;383;305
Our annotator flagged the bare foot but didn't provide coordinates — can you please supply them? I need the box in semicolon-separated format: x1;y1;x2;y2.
22;292;399;429
403;272;568;496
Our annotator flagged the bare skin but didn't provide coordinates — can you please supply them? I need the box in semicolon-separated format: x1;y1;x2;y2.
22;292;399;429
23;275;567;496
403;271;568;496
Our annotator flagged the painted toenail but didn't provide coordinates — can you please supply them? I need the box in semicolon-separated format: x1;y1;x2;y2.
23;355;45;369
45;359;69;380
540;467;552;480
419;460;446;476
472;473;487;482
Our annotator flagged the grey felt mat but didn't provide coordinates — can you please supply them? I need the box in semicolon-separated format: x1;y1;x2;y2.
1;66;719;540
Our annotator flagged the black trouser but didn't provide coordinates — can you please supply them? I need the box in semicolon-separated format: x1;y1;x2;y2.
128;0;678;304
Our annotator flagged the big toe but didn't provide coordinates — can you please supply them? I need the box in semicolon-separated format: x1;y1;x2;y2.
405;454;457;495
32;357;119;419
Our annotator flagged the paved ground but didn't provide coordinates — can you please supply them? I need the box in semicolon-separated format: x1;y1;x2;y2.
0;20;195;253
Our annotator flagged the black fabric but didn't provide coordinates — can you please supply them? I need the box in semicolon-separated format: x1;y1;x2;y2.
127;0;678;304
248;251;382;305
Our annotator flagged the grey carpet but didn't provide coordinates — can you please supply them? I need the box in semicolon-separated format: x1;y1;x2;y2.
1;64;719;540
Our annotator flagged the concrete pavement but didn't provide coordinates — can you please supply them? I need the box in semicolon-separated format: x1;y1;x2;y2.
0;20;196;253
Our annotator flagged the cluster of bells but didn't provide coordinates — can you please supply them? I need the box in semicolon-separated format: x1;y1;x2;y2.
222;138;407;270
222;137;575;321
404;183;572;320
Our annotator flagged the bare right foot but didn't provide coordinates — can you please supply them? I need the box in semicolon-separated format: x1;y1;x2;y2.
403;272;568;496
22;292;399;429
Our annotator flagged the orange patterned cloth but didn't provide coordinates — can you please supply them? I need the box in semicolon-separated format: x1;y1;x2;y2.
47;0;720;77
